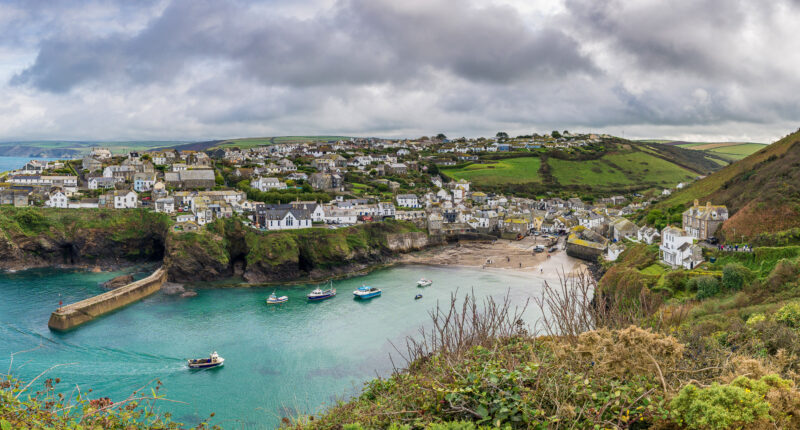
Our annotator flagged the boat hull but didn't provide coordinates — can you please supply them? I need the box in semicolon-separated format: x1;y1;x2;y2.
353;291;381;299
266;297;288;304
188;361;224;369
308;294;335;301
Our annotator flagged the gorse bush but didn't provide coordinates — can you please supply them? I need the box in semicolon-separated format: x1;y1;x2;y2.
774;303;800;329
670;376;772;429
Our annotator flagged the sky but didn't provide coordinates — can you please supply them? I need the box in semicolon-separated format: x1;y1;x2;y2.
1;0;800;143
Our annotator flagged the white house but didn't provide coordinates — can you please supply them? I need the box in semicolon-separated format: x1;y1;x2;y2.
262;208;312;230
113;191;138;209
637;226;661;244
46;191;68;208
659;226;703;269
396;194;421;208
155;197;175;214
324;207;358;224
88;177;117;190
252;177;287;192
176;214;194;223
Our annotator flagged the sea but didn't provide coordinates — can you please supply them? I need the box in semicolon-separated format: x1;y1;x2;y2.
0;156;61;173
0;265;548;429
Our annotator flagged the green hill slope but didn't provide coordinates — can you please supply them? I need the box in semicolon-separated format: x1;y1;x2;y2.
442;139;721;196
658;129;800;240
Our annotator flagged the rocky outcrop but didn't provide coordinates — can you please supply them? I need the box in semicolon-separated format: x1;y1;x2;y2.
165;219;442;284
101;274;134;289
0;209;169;271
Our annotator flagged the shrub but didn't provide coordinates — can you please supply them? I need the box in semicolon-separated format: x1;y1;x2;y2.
764;259;800;291
774;303;800;329
669;376;773;429
664;270;689;292
690;276;721;299
746;314;766;326
721;263;754;291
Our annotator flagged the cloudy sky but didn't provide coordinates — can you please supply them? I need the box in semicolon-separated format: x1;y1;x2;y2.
1;0;799;143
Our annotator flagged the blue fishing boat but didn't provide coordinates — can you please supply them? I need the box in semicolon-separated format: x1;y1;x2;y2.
415;294;423;300
187;351;224;369
308;281;336;301
266;291;288;304
353;285;381;299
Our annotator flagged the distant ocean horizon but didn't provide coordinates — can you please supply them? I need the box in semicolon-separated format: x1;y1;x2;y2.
0;156;59;173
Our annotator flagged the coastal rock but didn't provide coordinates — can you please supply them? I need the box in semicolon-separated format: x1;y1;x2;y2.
101;274;134;289
180;291;198;298
161;282;186;295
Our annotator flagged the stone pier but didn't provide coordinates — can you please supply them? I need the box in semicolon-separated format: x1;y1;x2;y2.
48;267;167;331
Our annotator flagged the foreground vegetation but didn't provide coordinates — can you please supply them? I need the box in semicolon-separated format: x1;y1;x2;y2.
288;235;800;429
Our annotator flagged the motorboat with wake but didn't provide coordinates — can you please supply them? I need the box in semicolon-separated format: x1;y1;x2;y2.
188;351;224;369
417;278;433;287
353;285;381;299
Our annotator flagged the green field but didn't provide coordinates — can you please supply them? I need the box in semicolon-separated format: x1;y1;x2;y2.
442;157;542;185
706;143;766;161
549;151;694;187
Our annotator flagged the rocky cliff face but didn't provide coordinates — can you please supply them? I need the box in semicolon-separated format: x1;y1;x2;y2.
0;209;169;271
165;219;441;284
0;209;441;283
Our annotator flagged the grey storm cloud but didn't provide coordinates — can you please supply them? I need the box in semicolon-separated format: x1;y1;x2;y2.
11;0;596;92
2;0;800;142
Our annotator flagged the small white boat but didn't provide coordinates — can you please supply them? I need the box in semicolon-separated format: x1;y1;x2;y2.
266;291;288;304
417;278;433;287
188;351;224;369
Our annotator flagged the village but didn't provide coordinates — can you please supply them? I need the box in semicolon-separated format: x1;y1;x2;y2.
0;134;728;270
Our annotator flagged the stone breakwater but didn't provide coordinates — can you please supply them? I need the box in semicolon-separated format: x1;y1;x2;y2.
48;267;167;331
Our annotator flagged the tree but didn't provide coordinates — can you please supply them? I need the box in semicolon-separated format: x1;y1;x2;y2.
435;133;447;141
496;131;509;140
551;130;562;139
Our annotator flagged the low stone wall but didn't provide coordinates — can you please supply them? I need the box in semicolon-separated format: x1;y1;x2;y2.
48;267;167;331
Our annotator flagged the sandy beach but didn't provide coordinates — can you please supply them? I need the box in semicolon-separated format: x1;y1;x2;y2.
398;235;587;282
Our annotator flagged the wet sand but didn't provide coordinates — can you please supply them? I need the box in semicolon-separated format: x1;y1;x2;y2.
398;236;587;282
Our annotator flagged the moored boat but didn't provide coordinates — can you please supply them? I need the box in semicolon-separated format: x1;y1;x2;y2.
415;294;423;300
188;351;224;369
417;278;432;287
353;285;381;299
266;292;288;304
308;281;336;301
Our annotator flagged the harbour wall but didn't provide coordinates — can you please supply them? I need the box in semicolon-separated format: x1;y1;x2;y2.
48;267;167;331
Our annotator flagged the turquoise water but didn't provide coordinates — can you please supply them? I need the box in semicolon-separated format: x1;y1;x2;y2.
0;265;546;429
0;156;59;173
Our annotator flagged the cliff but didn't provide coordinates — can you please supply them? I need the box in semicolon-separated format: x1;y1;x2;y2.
0;208;442;283
0;208;170;271
164;218;441;283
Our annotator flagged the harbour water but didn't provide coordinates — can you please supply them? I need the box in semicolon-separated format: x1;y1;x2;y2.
0;265;548;429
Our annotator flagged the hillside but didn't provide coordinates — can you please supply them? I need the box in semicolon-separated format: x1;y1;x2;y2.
441;139;721;197
161;136;351;152
658;129;800;240
0;141;186;158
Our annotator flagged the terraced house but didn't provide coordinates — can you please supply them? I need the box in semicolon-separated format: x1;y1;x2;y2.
682;200;729;240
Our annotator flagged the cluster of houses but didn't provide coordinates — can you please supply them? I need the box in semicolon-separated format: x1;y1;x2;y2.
0;134;727;265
